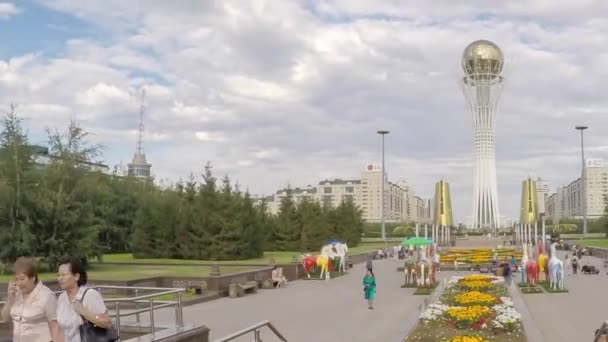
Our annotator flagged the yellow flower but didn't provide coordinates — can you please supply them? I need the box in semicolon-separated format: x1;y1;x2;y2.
461;275;494;282
446;305;491;321
459;280;492;290
447;336;489;342
453;291;497;306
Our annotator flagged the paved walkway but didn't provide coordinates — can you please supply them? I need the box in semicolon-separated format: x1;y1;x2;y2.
120;238;608;342
519;250;608;342
124;259;447;342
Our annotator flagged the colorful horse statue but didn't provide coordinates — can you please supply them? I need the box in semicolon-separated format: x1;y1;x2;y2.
416;246;433;287
548;242;565;290
537;252;549;281
333;242;349;273
525;259;539;286
301;253;317;278
403;251;417;285
316;244;335;279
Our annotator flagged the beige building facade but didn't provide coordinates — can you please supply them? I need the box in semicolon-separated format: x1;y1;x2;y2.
260;164;428;223
545;161;608;223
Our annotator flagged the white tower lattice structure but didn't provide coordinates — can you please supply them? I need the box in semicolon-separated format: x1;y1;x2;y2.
459;40;504;232
127;89;152;179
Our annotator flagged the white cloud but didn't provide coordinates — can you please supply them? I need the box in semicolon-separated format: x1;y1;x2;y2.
194;131;226;142
1;1;608;222
0;2;19;19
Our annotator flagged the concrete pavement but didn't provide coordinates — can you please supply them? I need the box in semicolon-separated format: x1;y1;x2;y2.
125;258;438;342
519;250;608;342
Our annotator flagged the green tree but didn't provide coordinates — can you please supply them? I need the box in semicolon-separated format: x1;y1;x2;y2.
0;106;36;263
28;121;105;268
273;187;299;251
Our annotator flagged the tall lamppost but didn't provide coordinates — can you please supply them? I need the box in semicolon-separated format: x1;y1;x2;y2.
378;130;390;241
575;125;588;236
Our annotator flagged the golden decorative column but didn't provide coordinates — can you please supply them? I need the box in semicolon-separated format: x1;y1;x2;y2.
520;178;538;244
433;180;453;246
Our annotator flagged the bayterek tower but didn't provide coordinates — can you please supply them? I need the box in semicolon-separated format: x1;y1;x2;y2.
459;40;504;232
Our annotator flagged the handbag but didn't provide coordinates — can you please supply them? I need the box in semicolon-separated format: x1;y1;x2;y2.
78;288;120;342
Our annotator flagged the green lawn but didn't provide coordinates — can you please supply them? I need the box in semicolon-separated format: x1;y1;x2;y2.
0;264;253;282
0;244;384;283
97;243;385;266
580;239;608;248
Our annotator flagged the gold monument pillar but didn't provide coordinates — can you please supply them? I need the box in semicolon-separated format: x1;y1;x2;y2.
520;178;538;225
433;180;453;227
433;180;453;246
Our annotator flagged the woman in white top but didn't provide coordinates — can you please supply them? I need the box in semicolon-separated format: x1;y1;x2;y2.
55;257;113;342
0;257;60;342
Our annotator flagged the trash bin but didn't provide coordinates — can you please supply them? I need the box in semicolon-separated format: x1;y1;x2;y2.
228;283;238;298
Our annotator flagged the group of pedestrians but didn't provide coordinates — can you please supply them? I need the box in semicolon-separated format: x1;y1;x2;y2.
1;257;114;342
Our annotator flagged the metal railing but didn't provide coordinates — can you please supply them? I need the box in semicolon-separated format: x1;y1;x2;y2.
1;285;186;338
96;285;185;337
214;320;287;342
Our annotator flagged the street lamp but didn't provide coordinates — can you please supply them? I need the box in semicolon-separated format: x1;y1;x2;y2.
378;130;390;241
575;125;588;236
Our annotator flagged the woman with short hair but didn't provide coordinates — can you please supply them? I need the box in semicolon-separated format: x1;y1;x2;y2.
0;257;61;342
56;257;114;342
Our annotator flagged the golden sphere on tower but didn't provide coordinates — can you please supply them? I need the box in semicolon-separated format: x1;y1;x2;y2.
461;40;503;79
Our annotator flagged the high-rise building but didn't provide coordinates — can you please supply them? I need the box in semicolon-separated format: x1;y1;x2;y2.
536;177;551;215
544;160;608;222
459;40;505;231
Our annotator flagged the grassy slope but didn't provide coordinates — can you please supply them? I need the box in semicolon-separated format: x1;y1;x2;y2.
0;243;383;282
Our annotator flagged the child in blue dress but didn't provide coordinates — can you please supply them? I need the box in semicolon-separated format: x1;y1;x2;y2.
363;269;376;309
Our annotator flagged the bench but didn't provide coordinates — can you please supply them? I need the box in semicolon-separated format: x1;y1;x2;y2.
228;280;259;298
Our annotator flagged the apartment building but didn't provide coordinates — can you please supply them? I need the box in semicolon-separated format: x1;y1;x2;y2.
259;163;428;223
545;159;608;223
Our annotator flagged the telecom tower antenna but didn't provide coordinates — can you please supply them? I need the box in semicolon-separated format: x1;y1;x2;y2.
127;88;152;178
136;89;145;155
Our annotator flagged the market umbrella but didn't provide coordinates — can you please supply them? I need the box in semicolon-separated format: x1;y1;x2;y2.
401;237;433;246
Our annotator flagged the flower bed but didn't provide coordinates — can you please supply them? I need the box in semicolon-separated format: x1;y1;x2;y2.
405;275;526;341
440;248;522;265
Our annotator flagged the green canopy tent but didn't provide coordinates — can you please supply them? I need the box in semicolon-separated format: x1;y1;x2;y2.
401;237;433;247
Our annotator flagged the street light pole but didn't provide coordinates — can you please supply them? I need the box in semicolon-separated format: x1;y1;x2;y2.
575;126;588;236
378;130;390;241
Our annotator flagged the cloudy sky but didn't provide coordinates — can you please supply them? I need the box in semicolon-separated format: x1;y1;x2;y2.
1;1;607;222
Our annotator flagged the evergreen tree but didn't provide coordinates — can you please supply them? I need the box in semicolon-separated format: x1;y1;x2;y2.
198;163;221;258
28;121;104;268
295;198;326;251
0;106;36;263
273;187;298;250
240;192;265;258
213;175;242;260
174;175;205;259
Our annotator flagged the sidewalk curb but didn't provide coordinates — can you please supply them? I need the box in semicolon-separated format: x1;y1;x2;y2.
508;282;546;342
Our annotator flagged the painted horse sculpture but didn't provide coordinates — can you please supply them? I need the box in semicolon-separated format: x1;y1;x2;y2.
301;254;317;278
403;251;417;285
316;244;336;279
521;243;539;285
416;246;434;287
537;253;549;281
548;242;565;290
333;242;349;273
300;244;337;279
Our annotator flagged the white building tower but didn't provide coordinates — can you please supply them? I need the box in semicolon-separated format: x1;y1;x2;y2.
127;89;152;179
459;40;504;232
